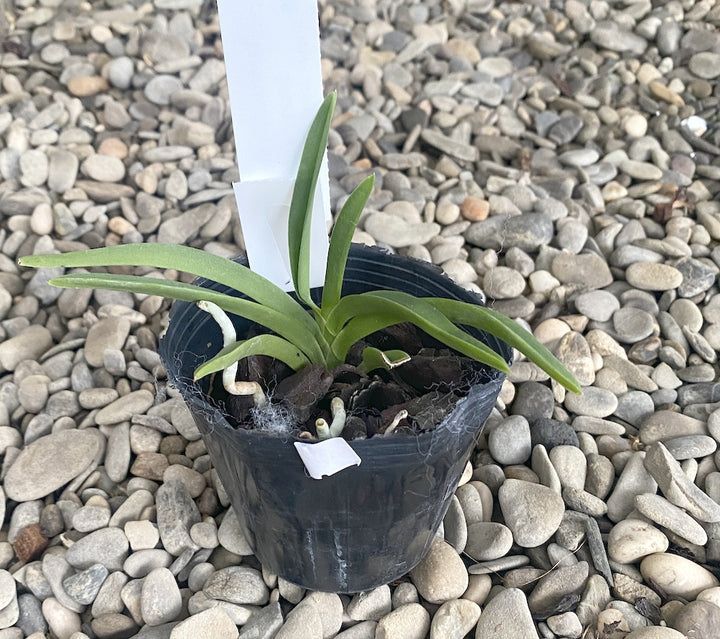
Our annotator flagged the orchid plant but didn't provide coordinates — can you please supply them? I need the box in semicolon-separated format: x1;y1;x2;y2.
20;93;580;420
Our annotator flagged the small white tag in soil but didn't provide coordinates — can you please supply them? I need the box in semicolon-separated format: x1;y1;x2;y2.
294;439;362;480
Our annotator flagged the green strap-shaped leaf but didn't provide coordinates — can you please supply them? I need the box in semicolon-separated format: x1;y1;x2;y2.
329;291;510;372
193;334;310;381
358;346;410;374
18;244;318;337
288;92;336;309
321;174;374;312
426;298;582;393
48;272;326;364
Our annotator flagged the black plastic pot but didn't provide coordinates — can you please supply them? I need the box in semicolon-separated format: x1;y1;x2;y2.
159;244;511;593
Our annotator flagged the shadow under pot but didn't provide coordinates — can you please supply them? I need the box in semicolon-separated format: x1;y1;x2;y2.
159;243;511;593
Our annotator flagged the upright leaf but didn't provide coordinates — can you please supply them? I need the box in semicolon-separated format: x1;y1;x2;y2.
288;92;336;308
321;174;374;312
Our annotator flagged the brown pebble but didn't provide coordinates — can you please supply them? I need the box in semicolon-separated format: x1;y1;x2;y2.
648;81;684;107
13;524;48;562
130;452;169;481
39;504;65;538
67;75;109;97
197;487;220;516
107;216;137;236
352;158;372;170
98;137;129;159
461;197;490;222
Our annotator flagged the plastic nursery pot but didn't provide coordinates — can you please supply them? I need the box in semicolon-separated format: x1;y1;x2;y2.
159;243;512;593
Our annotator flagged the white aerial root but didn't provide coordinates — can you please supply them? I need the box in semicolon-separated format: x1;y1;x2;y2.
316;397;347;440
384;410;408;436
315;418;331;440
196;300;266;407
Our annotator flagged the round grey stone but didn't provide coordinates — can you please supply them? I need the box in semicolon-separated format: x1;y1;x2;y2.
640;553;719;600
511;382;555;420
606;452;658;522
663;435;717;460
144;75;184;105
556;331;595;387
585;453;615;500
558;149;600;167
364;213;439;248
474;587;538;639
347;585;392;622
4;429;100;502
81;154;125;182
549;445;587;490
217;507;252;556
488;415;531;465
551;253;613;289
634;493;708;546
465;522;513;562
669;299;704;332
409;539;468;604
19;150;48;186
66;528;129;572
689;52;720;79
0;570;16;611
614;391;654;426
141;567;182;626
672;601;720;639
574;290;620;322
613;307;656;343
499;479;565;547
442;495;467;554
95;390;154;426
430;599;481;639
123;549;173;579
676;257;716;298
92;571;129;617
375;604;429;639
548;115;584;145
203;566;269;605
607;520;669;564
62;564;109;606
72;505;111;533
527;561;590;616
190;521;219;549
546;612;583;639
155;480;201;556
530;418;579;450
0;325;53;372
16;592;46;636
170;607;239;638
565;386;618;418
467;213;553;252
107;57;134;89
626;262;683;291
641;410;706;445
483;266;526;299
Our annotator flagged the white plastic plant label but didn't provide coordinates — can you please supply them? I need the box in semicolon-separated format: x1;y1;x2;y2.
294;438;362;480
216;0;330;291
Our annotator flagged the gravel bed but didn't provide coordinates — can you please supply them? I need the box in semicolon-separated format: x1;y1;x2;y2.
2;0;720;638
